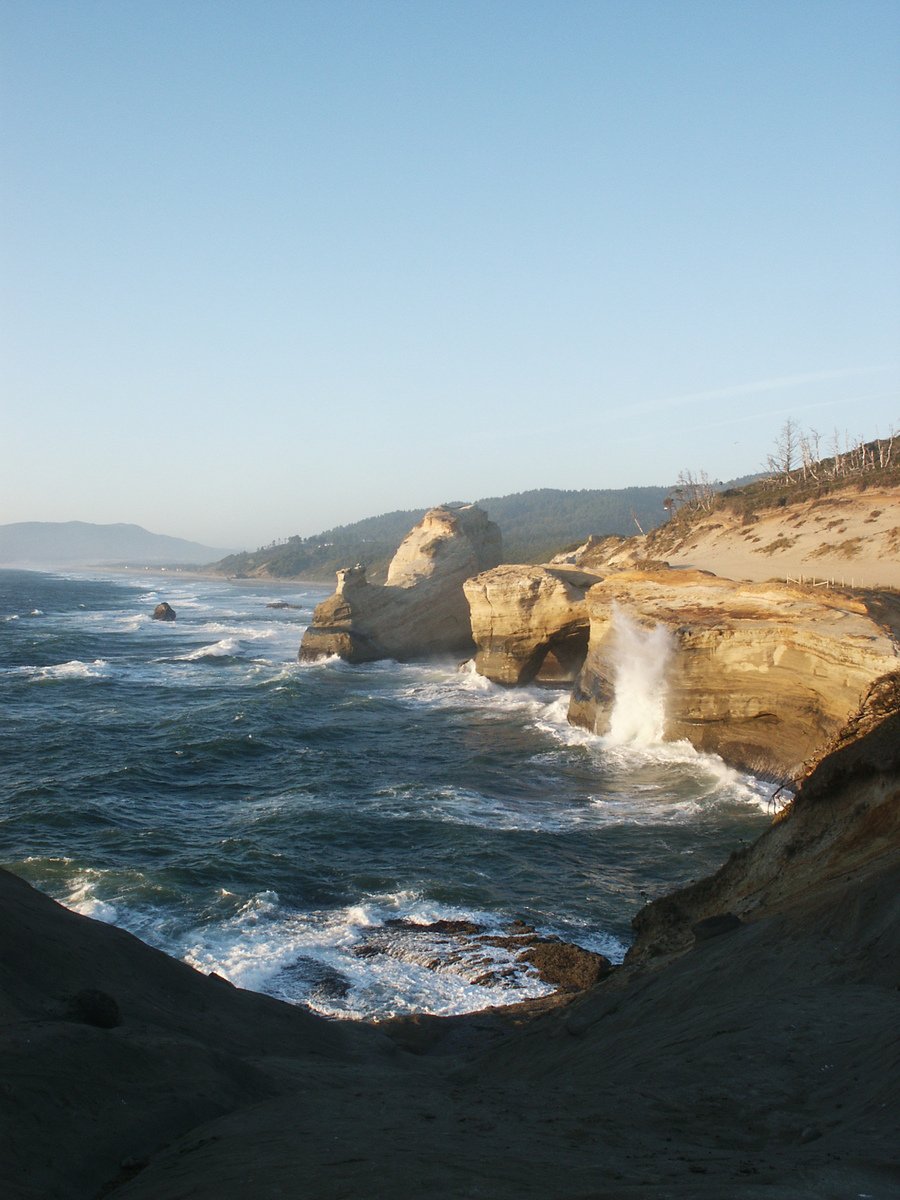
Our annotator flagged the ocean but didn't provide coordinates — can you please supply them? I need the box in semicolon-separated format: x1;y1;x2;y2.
0;568;773;1020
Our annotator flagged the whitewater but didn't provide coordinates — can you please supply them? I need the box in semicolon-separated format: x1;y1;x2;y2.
0;568;773;1020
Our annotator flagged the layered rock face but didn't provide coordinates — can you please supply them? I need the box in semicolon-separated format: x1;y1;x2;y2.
300;505;501;663
568;569;899;777
626;670;900;965
463;564;604;685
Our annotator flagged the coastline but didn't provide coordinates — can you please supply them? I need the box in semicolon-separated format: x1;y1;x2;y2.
0;562;330;589
2;724;897;1198
2;506;898;1196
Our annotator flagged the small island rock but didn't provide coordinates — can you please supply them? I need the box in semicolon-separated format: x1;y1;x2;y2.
152;602;177;621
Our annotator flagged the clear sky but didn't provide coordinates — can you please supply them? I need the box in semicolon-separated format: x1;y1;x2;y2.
2;0;898;550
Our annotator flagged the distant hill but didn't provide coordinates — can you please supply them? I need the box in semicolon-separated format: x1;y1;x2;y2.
212;486;675;581
0;522;232;568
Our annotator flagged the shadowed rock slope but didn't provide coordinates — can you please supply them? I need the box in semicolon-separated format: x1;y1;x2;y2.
2;683;898;1199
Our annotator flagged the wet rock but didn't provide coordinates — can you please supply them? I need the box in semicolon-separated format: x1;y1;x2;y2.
152;602;176;621
518;941;612;992
385;918;484;936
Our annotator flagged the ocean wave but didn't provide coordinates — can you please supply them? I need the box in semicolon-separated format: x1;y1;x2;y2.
61;869;120;924
390;661;774;813
12;659;110;681
199;622;280;640
175;638;242;661
374;783;581;834
181;888;559;1020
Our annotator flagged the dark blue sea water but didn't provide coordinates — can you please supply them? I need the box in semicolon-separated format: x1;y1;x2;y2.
0;568;773;1019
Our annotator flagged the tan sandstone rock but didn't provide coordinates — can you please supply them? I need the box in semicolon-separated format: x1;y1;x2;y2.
625;669;900;965
299;505;501;663
568;569;900;778
463;564;604;685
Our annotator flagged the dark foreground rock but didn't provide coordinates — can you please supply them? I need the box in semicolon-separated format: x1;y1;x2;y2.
151;602;176;621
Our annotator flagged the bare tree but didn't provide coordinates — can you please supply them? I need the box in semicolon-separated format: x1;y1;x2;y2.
767;418;800;480
798;427;821;482
876;427;896;469
670;469;717;512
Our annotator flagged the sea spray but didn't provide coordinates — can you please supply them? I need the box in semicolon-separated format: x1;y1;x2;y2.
606;605;674;746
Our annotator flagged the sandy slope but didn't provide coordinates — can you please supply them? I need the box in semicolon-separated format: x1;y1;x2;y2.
650;486;900;588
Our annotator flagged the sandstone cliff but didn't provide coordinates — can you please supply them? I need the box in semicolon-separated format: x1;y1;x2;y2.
463;563;604;685
625;670;900;966
299;504;501;662
567;569;900;777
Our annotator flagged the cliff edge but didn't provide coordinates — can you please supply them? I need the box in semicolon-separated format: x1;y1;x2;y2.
568;569;900;777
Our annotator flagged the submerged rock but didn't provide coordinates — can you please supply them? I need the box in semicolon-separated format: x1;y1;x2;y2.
151;602;176;621
352;916;611;996
299;505;501;663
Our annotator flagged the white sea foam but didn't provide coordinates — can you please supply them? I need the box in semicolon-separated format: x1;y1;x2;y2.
384;658;776;813
175;637;242;661
181;889;559;1019
16;659;111;680
606;607;673;746
63;871;119;923
199;621;279;641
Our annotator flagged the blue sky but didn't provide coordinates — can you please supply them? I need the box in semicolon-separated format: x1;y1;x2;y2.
2;0;898;549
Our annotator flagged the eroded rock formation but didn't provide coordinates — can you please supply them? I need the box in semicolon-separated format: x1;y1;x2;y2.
626;669;900;965
463;564;604;685
567;569;900;777
151;602;176;621
300;505;501;663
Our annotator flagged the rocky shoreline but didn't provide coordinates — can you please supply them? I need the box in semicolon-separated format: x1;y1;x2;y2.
4;502;899;1198
2;679;897;1198
303;504;900;780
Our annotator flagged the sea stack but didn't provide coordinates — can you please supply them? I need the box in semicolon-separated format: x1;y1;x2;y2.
152;602;177;621
300;504;501;662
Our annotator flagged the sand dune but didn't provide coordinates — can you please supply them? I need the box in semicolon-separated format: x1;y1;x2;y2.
658;486;900;589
